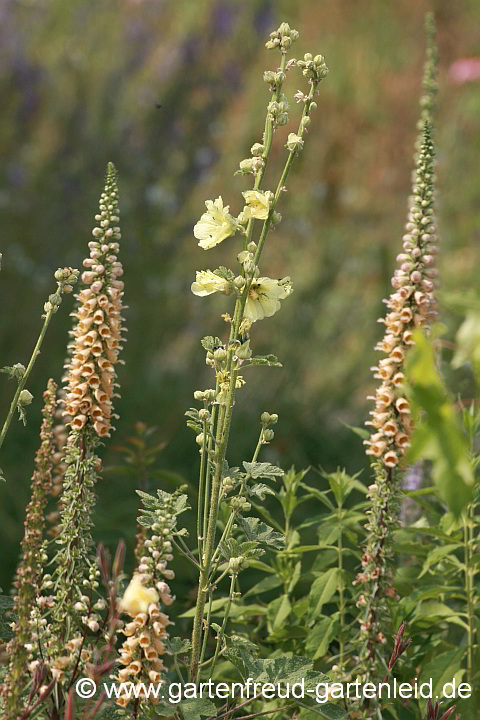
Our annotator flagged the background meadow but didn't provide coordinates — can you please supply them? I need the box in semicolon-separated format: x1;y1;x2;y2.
1;0;479;614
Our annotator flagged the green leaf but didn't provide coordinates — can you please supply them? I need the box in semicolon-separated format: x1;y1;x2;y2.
288;561;302;593
414;601;470;631
177;697;218;720
308;569;341;620
267;594;292;630
0;595;14;610
298;699;347;719
405;331;475;516
201;336;222;352
419;648;465;713
244;575;284;598
246;354;282;367
226;635;259;656
317;524;342;546
243;462;284;480
419;544;463;577
214;266;235;281
166;637;192;655
341;422;370;441
179;598;229;618
305;615;337;660
247;483;276;500
238;516;285;549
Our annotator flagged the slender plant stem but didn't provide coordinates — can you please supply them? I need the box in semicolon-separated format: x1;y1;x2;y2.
203;381;219;559
338;511;345;668
199;589;214;667
210;573;237;678
198;417;208;564
189;59;320;684
0;308;54;451
464;503;474;688
209;430;263;575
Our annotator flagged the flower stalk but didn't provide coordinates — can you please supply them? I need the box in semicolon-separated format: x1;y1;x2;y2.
0;269;78;455
189;23;328;683
354;14;438;705
3;380;57;719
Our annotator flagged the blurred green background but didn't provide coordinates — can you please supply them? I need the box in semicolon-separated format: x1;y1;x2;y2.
1;0;479;594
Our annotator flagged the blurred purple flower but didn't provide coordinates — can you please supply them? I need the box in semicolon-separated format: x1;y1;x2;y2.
449;57;480;84
401;463;424;524
403;463;423;491
212;1;237;38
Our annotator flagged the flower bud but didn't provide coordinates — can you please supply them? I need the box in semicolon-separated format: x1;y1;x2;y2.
18;389;33;406
251;143;264;157
213;347;227;362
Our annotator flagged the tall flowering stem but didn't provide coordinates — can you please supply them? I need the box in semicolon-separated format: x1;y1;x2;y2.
188;23;328;683
355;15;438;703
6;165;127;719
114;488;187;712
51;162;125;628
3;380;57;719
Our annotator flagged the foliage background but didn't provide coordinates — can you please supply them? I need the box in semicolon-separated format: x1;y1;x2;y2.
1;0;479;601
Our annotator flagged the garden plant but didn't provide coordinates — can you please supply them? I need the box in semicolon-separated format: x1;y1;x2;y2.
0;12;478;720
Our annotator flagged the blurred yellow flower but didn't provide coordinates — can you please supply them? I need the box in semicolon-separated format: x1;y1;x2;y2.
119;575;159;617
242;190;272;220
191;270;231;296
194;197;238;249
245;277;292;322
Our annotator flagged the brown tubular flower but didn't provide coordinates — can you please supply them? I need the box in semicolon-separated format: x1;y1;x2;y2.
2;380;57;719
354;13;438;700
63;161;125;438
364;123;438;467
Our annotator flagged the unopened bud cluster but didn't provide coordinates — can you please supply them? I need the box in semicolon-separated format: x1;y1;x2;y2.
297;53;329;83
265;22;299;52
43;267;79;316
62;163;125;438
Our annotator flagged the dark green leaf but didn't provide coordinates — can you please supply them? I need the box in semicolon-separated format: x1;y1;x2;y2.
238;516;285;549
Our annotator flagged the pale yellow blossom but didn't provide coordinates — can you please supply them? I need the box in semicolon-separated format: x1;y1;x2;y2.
191;270;230;297
244;277;292;322
242;190;272;221
194;197;238;249
119;575;159;617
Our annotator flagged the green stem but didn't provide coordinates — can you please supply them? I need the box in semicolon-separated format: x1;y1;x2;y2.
338;515;345;669
209;429;264;575
199;588;214;668
210;573;237;678
0;308;54;452
197;417;208;564
203;382;219;558
464;504;474;689
190;399;228;682
189;61;319;686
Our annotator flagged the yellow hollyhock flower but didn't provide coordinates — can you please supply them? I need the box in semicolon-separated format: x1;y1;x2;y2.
244;277;292;322
242;190;272;221
119;575;159;617
194;196;238;249
191;270;231;297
